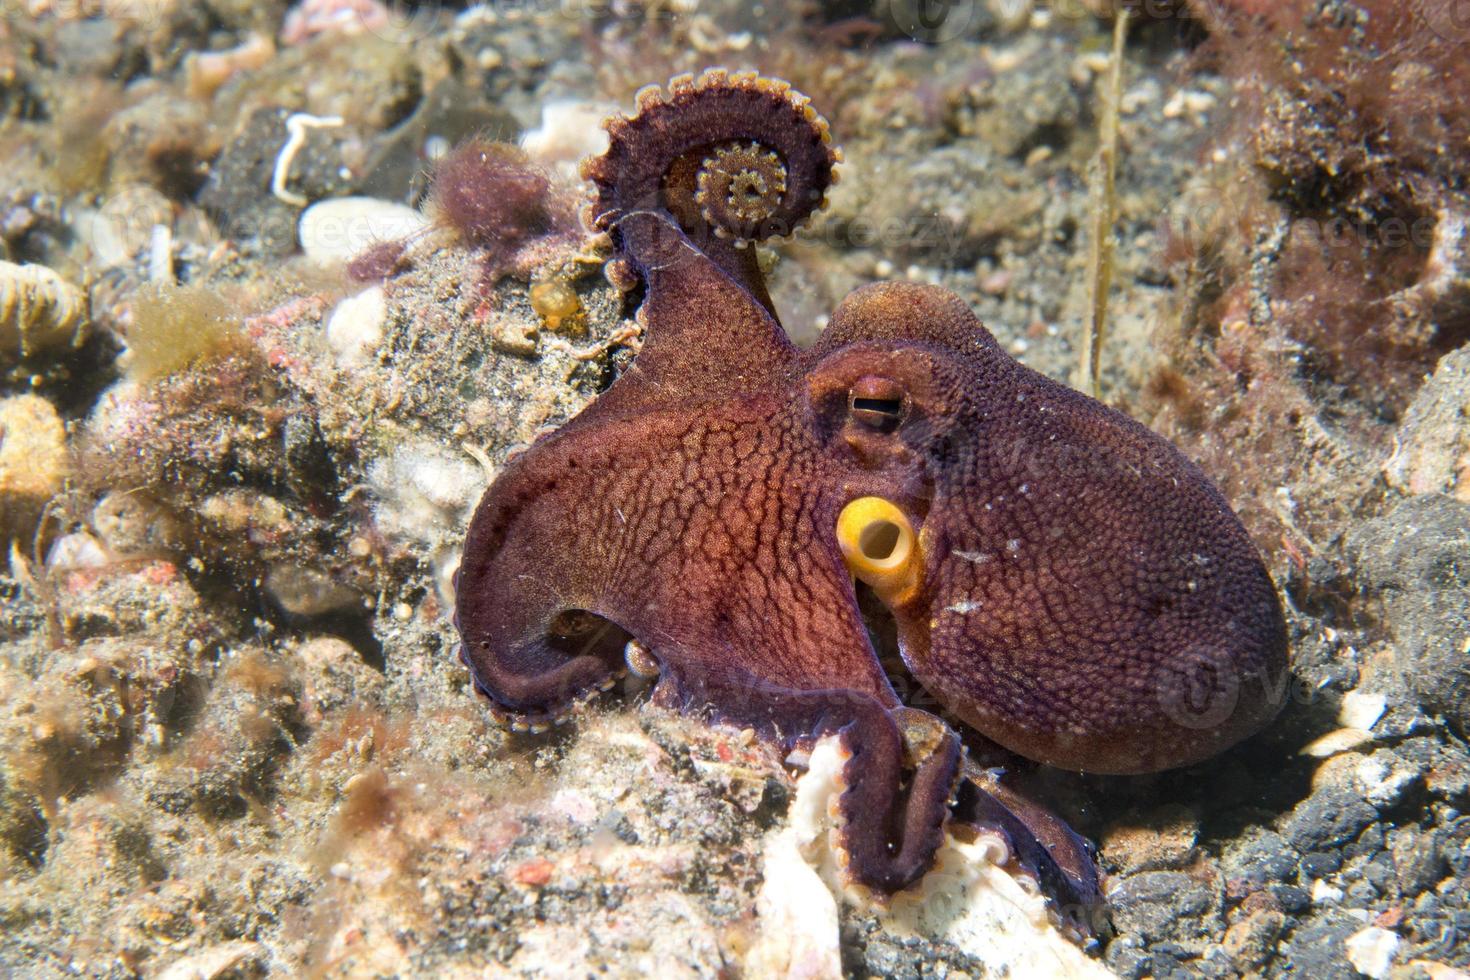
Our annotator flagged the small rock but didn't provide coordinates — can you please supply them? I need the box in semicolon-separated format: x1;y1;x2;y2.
325;285;387;366
1271;884;1312;914
292;636;384;723
1385;344;1470;501
1108;871;1214;943
156;940;263;980
264;563;365;618
367;440;486;547
1102;803;1200;873
1284;784;1379;852
1391;826;1447;896
299;197;428;265
1281;911;1362;979
1344;925;1400;979
1300;850;1342;878
91;492;185;558
0;394;67;543
1222;907;1285;973
1221;829;1299;891
520;99;615;173
1338;689;1388;731
1348;496;1470;734
1354;749;1422;808
1301;727;1374;758
199;106;305;254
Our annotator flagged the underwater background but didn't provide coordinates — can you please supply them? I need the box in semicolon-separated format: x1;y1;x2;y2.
1;0;1469;976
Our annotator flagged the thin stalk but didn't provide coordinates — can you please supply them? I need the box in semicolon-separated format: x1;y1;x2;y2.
1081;9;1128;399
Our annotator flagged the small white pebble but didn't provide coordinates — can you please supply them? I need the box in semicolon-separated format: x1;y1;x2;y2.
1337;690;1387;731
1183;91;1217;115
326;285;387;367
1311;879;1343;901
330;862;351;879
298;196;427;265
1344;926;1399;980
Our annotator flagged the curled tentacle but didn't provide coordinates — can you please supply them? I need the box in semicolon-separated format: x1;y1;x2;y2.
581;68;840;308
659;670;960;894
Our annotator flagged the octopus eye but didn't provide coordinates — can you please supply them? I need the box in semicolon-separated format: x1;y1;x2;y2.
837;496;920;601
848;375;908;432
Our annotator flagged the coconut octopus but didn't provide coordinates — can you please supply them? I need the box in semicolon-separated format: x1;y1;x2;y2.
454;70;1290;913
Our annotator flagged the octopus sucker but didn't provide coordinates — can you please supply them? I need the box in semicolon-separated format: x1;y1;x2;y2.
455;71;1289;914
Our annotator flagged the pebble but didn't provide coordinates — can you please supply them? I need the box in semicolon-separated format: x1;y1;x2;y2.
1102;804;1200;873
1222;907;1285;972
1108;871;1213;943
1300;851;1342;878
298;197;428;265
1282;911;1363;979
1349;496;1470;733
263;563;364;618
1344;925;1399;979
1384;343;1470;501
0;394;68;540
1286;785;1379;852
1221;830;1299;890
80;185;174;268
1338;690;1388;731
325;285;387;366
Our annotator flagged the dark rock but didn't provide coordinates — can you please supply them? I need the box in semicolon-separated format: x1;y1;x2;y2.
1300;850;1342;878
1109;871;1215;944
198;106;305;255
1221;829;1300;890
1284;785;1379;852
1361;858;1394;890
860;935;917;979
1104;934;1152;979
1348;495;1470;735
1345;821;1386;859
1280;911;1362;979
1393;827;1448;895
1271;884;1312;914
